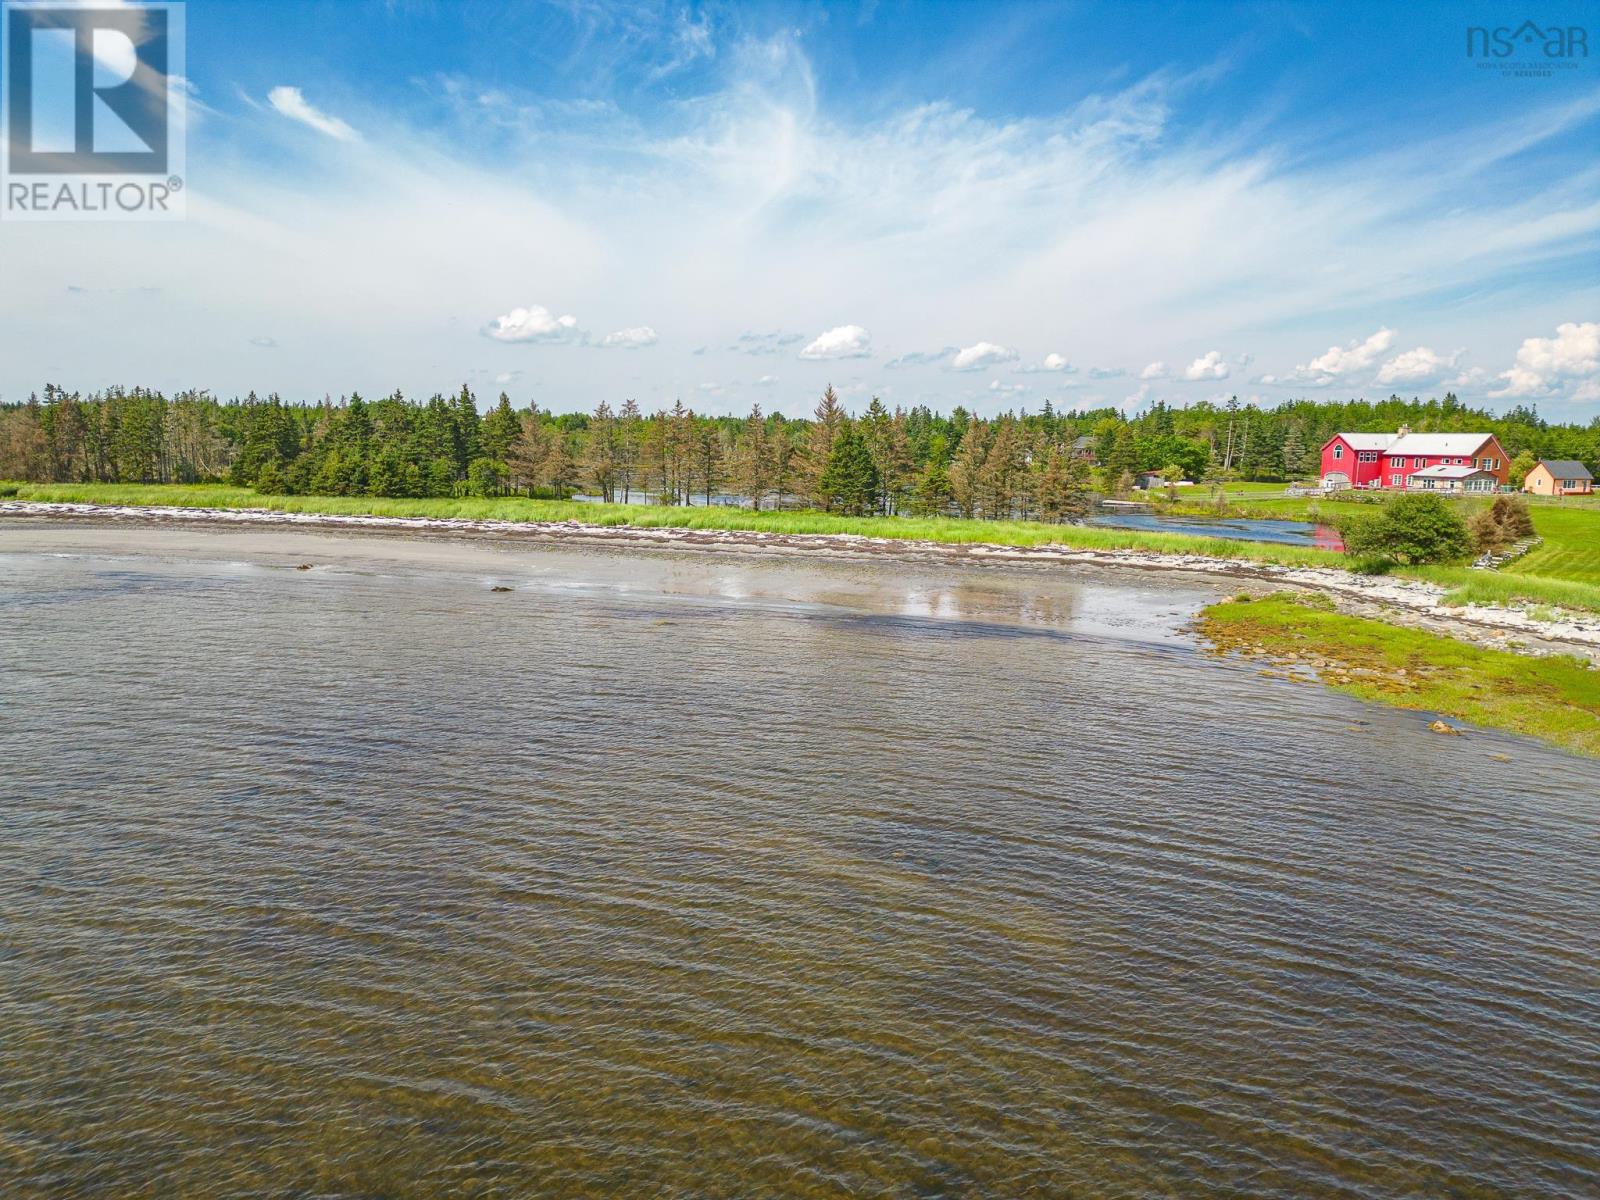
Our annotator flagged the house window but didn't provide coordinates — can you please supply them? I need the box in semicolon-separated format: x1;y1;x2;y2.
1333;444;1343;460
1390;473;1403;486
1358;451;1378;463
1414;457;1425;468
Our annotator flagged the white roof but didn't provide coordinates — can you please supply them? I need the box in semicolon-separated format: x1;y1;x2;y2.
1410;464;1496;479
1386;432;1492;456
1335;433;1397;451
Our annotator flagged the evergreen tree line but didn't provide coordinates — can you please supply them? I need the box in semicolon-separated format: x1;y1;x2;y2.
3;382;1597;520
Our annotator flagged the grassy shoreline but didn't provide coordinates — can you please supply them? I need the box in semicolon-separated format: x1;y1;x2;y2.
1166;487;1600;613
9;481;1600;618
1;481;1350;567
1198;593;1600;758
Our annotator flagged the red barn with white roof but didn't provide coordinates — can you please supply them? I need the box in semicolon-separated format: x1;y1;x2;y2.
1319;428;1509;491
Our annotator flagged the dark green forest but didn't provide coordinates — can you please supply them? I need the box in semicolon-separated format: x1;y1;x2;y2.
3;382;1596;520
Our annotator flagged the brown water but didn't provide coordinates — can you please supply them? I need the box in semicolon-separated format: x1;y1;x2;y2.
2;522;1597;1199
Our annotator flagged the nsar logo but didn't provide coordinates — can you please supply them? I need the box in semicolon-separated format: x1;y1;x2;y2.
1467;19;1589;78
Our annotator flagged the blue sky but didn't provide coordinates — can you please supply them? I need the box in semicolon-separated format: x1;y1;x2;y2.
3;0;1598;417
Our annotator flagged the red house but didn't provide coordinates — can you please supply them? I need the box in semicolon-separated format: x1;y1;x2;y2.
1319;427;1509;492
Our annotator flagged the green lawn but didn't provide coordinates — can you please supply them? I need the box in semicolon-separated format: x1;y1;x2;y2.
1504;502;1600;586
1199;592;1600;757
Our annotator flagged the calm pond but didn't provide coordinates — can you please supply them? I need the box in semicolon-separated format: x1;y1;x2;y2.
1088;508;1346;549
1;522;1595;1199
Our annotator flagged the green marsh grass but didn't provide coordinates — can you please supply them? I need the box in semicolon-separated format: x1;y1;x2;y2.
1200;592;1600;757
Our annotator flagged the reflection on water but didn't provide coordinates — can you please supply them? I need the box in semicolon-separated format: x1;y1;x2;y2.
1;524;1596;1199
1088;509;1346;549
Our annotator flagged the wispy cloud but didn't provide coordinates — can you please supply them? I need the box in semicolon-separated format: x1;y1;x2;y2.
267;86;359;141
5;15;1597;417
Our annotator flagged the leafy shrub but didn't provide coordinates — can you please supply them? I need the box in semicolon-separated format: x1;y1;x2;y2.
0;483;19;497
1342;493;1472;565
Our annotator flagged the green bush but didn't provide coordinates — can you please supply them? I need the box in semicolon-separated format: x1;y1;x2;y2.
1343;493;1472;565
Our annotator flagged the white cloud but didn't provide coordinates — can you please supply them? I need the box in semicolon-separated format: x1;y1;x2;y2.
599;325;658;349
484;305;582;344
951;341;1019;371
1491;321;1600;397
248;336;277;348
494;370;523;385
1182;350;1229;381
754;374;778;386
1293;327;1395;382
799;324;871;359
1088;367;1125;380
267;86;359;142
1017;352;1075;374
1376;346;1459;384
988;379;1026;394
1140;361;1167;380
7;41;1599;419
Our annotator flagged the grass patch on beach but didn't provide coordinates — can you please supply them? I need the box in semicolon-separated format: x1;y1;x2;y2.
1405;566;1600;614
2;481;1350;567
1198;592;1600;757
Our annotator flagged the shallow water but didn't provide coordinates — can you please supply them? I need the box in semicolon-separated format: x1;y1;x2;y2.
1088;509;1346;549
1;522;1596;1199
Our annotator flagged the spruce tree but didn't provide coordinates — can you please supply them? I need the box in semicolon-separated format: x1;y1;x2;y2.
816;422;880;515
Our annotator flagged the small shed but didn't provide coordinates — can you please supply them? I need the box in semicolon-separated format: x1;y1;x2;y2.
1524;460;1594;497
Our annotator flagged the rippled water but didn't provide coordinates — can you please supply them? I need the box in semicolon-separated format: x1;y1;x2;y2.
2;522;1597;1199
1087;509;1346;549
